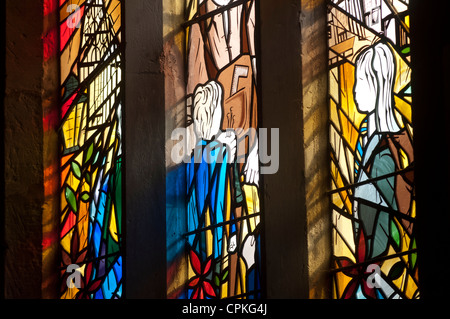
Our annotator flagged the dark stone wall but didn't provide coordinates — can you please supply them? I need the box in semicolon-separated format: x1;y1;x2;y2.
1;0;5;299
4;0;45;298
259;0;310;298
124;0;167;298
300;0;331;299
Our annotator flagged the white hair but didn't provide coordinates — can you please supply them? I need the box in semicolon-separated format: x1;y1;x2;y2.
193;81;223;140
355;42;401;133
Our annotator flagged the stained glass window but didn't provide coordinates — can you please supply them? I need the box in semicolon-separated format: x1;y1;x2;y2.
328;0;418;299
183;0;262;299
59;0;123;299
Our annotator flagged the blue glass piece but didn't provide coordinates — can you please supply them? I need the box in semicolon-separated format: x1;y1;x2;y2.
356;284;367;299
102;268;118;299
93;222;102;257
113;256;122;281
94;288;104;299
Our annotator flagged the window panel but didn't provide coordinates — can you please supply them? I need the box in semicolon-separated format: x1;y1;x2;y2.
328;0;418;299
59;0;123;299
183;0;262;299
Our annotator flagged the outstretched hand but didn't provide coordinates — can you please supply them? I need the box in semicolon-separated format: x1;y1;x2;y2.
244;142;259;186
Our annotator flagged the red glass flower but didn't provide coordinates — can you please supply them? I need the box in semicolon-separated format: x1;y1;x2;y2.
335;229;380;299
188;249;217;299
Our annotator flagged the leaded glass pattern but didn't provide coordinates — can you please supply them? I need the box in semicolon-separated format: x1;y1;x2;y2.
328;0;418;299
59;0;123;299
183;0;262;299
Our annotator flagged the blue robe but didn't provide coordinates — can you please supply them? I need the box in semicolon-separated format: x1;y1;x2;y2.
186;139;232;261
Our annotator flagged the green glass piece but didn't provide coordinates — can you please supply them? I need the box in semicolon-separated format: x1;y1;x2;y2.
410;239;417;269
85;172;91;185
71;161;82;179
80;192;90;203
221;269;229;282
85;143;94;164
65;186;77;213
388;261;404;280
390;220;400;249
214;274;220;287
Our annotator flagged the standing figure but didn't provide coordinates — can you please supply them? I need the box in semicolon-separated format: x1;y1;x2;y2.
353;42;414;261
186;81;238;298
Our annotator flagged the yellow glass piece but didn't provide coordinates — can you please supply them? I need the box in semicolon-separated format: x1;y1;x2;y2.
78;263;86;277
339;63;366;133
78;201;89;250
334;270;353;299
393;109;405;129
205;206;213;258
78;104;87;148
329;69;340;105
392;44;412;94
74;152;83;167
330;37;355;58
411;200;416;219
330;158;352;214
61;286;79;299
331;191;345;215
235;275;242;298
219;236;229;298
62;119;75;149
399;148;409;169
405;274;419;299
394;95;412;124
109;121;117;147
186;0;198;21
103;126;110;148
104;147;114;176
61;229;73;254
60;204;68;224
332;210;356;258
225;177;232;237
330;124;353;184
391;267;407;292
109;204;119;242
329;98;340;131
66;171;80;195
242;184;261;232
106;0;121;35
398;218;411;251
91;166;98;191
187;253;195;282
62;103;83;150
332;278;338;299
380;250;400;275
239;258;247;298
220;281;228;299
